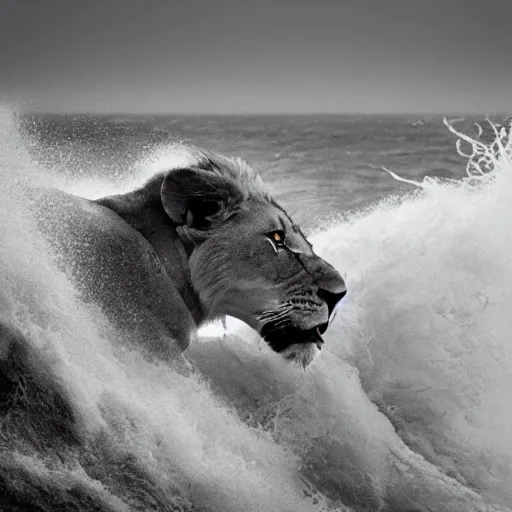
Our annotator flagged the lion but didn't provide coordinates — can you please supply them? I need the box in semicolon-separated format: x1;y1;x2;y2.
30;149;346;368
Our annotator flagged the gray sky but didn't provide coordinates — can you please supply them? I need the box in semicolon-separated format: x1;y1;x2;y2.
0;0;510;114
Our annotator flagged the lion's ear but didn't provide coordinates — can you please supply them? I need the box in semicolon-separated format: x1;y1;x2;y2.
160;168;242;228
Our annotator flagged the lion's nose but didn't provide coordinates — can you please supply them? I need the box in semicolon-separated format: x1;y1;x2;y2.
317;285;347;326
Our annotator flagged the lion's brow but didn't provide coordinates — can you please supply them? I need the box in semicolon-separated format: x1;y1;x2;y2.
281;211;308;233
271;199;300;231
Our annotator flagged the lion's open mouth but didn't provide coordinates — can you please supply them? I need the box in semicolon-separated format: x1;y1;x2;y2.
262;322;328;353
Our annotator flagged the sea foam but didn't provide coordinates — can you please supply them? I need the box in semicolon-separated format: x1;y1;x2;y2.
1;106;511;511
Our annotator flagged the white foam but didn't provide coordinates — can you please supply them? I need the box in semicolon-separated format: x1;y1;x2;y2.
309;119;512;504
0;105;347;512
2;105;511;510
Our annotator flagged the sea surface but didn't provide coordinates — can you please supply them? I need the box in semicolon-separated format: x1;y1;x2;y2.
21;113;480;230
1;108;512;511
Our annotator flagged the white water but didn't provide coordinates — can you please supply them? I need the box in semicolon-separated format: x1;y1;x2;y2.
1;106;511;511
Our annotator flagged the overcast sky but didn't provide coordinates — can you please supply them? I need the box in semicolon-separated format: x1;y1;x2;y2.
0;0;510;114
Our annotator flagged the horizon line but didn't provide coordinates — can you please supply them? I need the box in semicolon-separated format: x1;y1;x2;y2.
19;109;512;118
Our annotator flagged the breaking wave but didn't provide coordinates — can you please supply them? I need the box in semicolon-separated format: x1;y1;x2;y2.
1;105;511;511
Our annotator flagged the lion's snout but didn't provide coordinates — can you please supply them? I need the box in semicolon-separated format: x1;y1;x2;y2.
317;286;347;326
299;252;347;323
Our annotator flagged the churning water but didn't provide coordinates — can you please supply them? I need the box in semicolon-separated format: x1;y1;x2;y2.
1;106;511;511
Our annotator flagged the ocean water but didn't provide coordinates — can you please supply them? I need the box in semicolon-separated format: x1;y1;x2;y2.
1;106;512;511
21;113;477;230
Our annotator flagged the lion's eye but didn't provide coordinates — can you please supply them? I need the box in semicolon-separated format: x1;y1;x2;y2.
269;230;285;245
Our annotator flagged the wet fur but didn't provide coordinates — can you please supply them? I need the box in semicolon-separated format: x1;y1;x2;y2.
30;148;345;366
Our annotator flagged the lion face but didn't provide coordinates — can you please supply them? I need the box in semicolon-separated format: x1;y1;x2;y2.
190;202;347;367
160;154;346;368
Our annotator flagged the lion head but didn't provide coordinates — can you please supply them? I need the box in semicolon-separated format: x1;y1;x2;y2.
158;150;346;368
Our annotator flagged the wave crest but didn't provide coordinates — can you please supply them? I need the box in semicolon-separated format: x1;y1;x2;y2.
1;105;511;511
